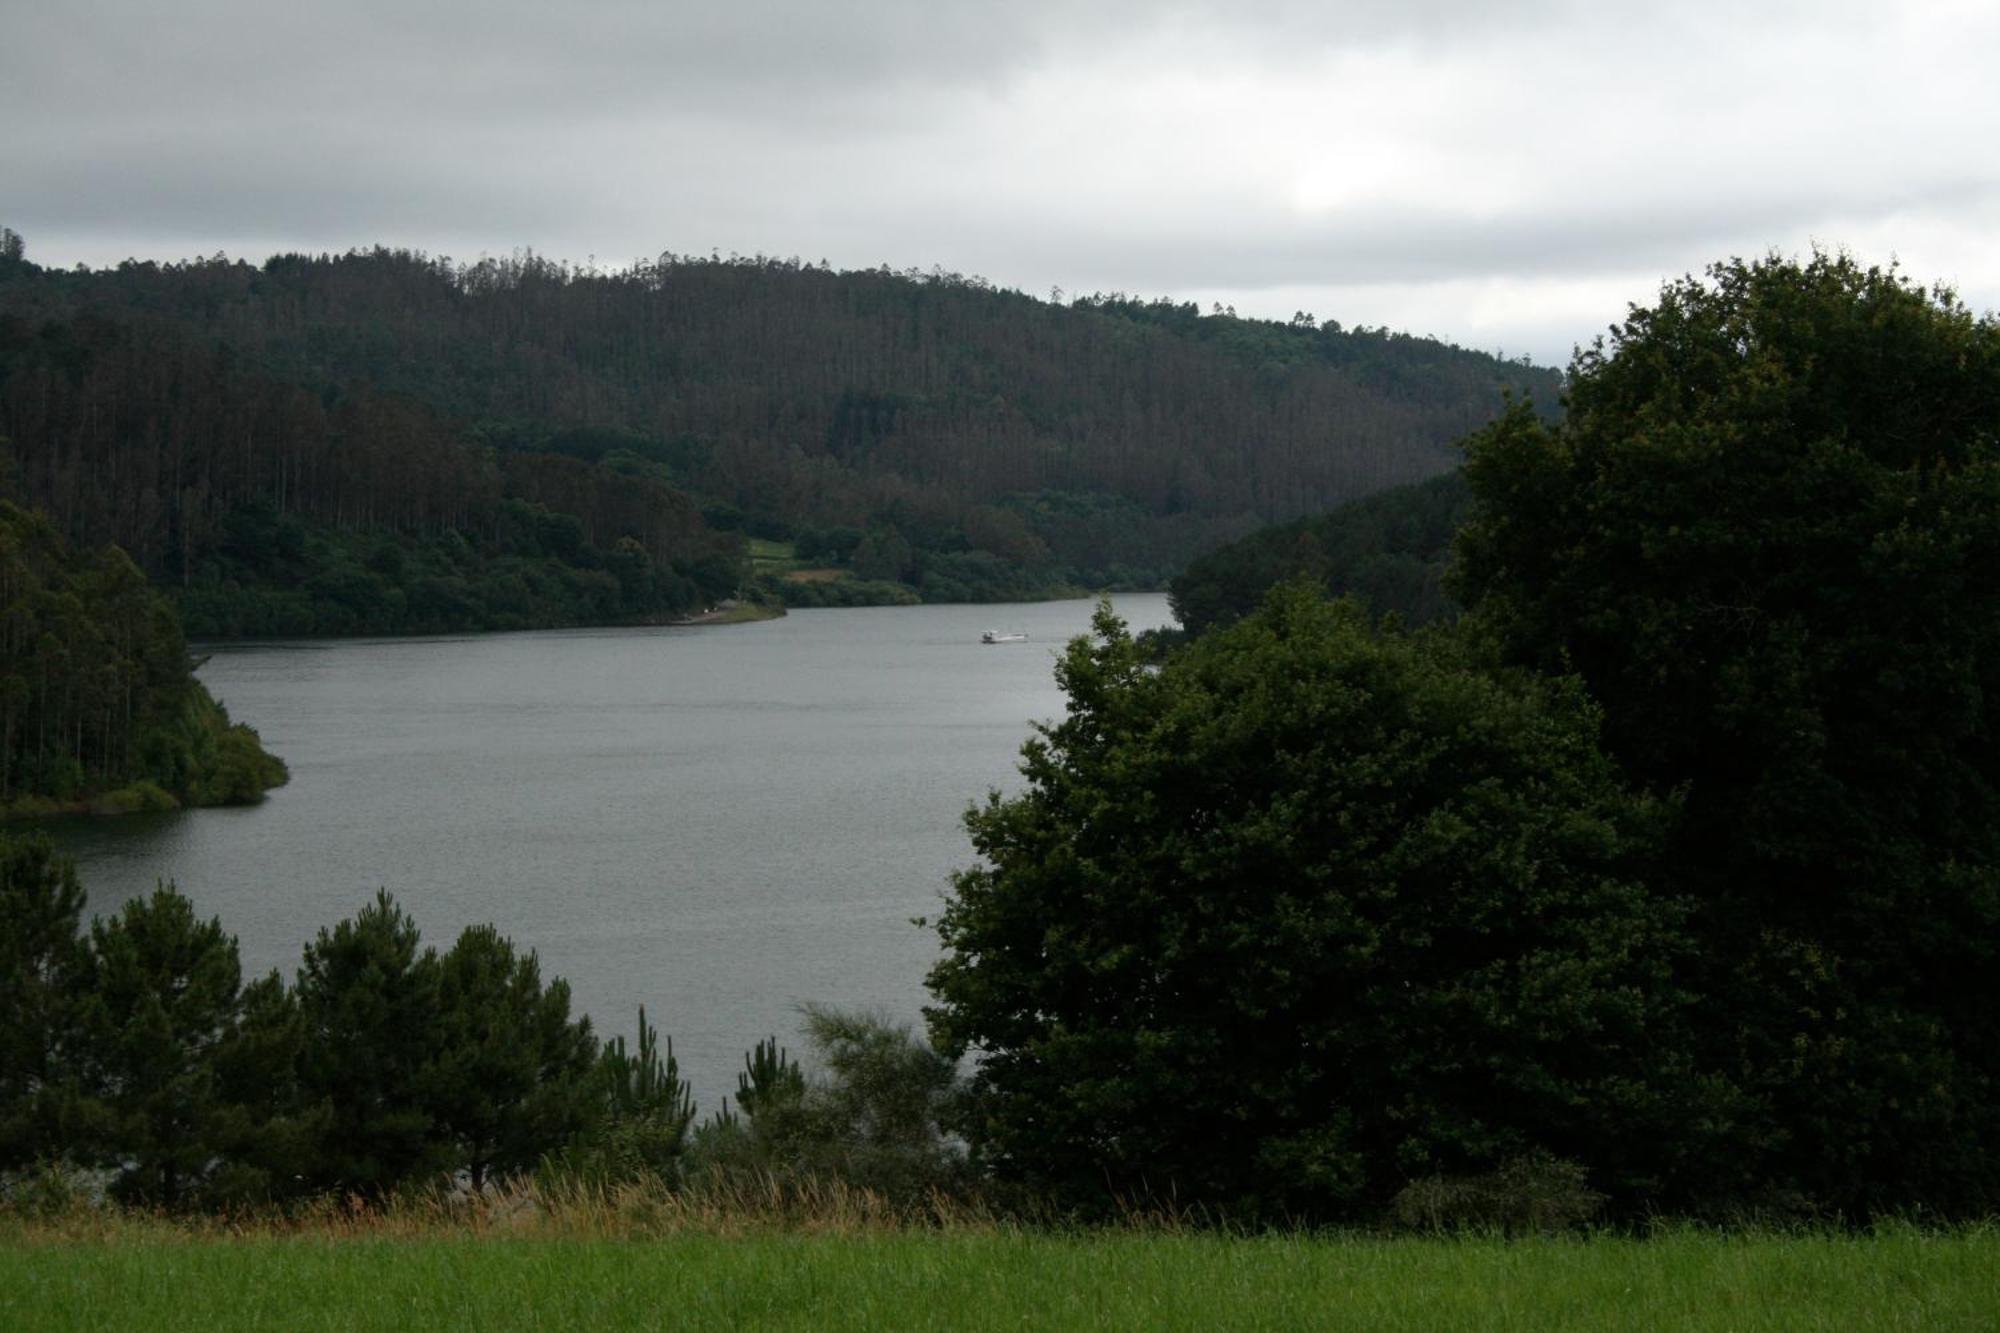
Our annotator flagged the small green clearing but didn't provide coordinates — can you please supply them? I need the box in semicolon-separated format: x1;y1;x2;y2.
748;538;851;589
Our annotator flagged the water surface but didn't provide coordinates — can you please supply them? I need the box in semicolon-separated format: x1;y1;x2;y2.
50;595;1172;1108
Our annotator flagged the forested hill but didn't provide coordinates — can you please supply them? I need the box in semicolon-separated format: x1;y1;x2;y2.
0;239;1559;631
0;501;286;813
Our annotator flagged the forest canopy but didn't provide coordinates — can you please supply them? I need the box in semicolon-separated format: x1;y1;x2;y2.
0;240;1555;628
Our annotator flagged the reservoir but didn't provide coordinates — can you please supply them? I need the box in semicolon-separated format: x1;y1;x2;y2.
47;594;1173;1110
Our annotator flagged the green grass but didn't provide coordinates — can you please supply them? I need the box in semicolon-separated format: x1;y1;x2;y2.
5;1223;1996;1331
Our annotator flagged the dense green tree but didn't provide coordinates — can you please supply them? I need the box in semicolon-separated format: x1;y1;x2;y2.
425;924;598;1191
78;886;245;1207
10;855;746;1210
0;833;90;1171
292;891;444;1196
1452;252;2000;1215
927;591;1712;1220
205;968;321;1205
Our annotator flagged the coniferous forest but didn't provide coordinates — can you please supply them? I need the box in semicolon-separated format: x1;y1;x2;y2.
0;237;1555;632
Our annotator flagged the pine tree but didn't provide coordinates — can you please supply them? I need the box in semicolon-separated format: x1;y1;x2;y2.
293;891;443;1196
426;923;597;1191
79;885;244;1207
0;833;89;1172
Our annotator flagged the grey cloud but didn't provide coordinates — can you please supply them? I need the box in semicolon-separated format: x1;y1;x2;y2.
5;0;1609;129
11;2;1082;122
4;0;1992;361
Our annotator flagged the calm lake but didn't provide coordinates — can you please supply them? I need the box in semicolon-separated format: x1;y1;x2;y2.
46;594;1174;1110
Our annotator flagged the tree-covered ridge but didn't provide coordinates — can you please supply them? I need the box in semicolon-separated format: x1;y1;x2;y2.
1169;470;1469;636
0;240;1557;627
0;303;744;635
0;499;285;812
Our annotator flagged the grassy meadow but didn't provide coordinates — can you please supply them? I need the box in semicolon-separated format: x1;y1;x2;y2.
4;1190;1995;1332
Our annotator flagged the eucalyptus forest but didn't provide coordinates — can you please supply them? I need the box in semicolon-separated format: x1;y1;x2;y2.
0;236;1552;633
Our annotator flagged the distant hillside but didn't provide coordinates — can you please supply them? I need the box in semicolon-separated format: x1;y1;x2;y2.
0;238;1558;630
1170;471;1470;635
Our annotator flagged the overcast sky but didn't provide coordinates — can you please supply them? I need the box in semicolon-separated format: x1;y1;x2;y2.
5;0;1995;366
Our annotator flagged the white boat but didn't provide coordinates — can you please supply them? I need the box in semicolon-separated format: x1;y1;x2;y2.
981;630;1028;644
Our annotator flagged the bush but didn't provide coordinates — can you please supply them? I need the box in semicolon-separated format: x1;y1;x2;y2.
540;1008;695;1190
1;1159;95;1220
89;781;178;814
688;1009;966;1210
1389;1153;1605;1235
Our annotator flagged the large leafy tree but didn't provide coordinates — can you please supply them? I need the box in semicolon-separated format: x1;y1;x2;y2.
1452;252;2000;1215
927;592;1709;1220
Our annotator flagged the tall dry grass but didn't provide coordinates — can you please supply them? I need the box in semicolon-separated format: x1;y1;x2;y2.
0;1168;1027;1247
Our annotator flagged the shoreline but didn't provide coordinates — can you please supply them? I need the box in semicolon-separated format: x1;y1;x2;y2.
184;588;1170;643
667;599;786;627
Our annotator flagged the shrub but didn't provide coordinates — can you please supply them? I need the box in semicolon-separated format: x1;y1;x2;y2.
1389;1153;1605;1235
